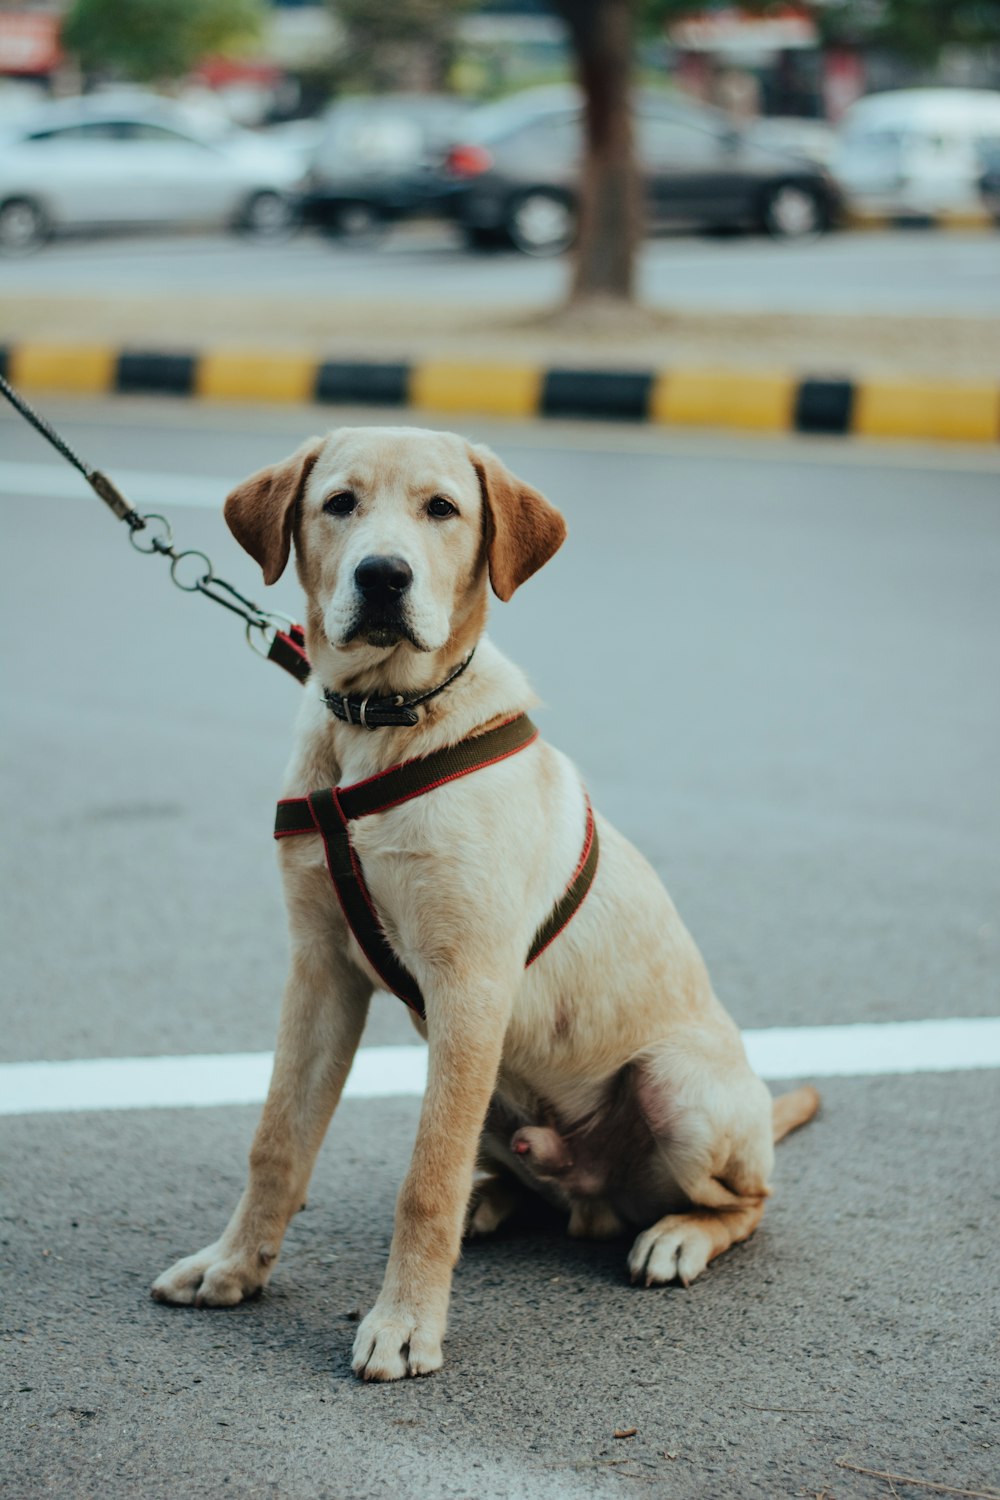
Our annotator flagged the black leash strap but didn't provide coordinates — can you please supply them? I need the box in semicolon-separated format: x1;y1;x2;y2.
0;371;309;683
1;370;145;530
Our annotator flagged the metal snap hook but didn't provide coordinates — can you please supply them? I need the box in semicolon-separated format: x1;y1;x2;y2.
245;620;275;660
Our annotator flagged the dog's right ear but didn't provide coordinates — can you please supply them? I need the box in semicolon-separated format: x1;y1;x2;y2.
224;437;322;585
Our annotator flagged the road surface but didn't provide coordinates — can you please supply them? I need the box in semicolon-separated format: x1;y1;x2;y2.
1;398;998;1499
3;225;998;316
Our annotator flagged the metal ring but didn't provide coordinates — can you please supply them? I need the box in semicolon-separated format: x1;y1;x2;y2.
245;620;274;660
169;549;215;592
358;695;371;729
128;513;173;555
261;608;297;630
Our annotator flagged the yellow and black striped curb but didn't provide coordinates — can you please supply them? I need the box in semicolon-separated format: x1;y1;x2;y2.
845;207;997;231
2;344;999;443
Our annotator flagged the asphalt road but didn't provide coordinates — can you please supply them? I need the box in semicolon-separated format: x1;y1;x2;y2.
3;224;998;316
2;398;998;1499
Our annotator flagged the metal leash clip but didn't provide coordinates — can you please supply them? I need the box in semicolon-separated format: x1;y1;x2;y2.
0;371;311;684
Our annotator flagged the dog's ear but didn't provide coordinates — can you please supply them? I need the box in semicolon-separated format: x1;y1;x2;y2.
469;444;567;602
224;437;322;585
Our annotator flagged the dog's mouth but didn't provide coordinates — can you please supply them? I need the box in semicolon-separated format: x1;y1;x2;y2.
341;607;427;652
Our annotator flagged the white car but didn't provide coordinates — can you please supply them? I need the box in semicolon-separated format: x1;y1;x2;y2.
0;93;305;252
833;87;1000;220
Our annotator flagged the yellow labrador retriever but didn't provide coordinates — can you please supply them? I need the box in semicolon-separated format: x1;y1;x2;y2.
152;426;819;1381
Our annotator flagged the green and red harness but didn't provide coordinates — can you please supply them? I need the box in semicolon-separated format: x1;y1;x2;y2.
274;713;598;1019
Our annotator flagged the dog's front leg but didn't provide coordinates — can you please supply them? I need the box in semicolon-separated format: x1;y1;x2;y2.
152;944;372;1307
351;976;510;1381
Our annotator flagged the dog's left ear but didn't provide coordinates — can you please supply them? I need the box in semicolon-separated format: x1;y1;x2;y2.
224;437;322;585
469;444;567;602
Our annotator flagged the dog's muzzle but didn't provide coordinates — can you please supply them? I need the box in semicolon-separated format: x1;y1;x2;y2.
348;554;416;647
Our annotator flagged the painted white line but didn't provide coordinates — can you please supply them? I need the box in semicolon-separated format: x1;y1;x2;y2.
0;1044;428;1118
0;459;230;509
743;1018;1000;1080
1;1019;997;1118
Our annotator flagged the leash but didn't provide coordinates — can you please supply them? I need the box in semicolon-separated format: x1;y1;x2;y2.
0;372;311;684
1;375;600;1008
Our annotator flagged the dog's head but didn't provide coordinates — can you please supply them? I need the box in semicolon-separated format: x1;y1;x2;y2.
224;426;566;673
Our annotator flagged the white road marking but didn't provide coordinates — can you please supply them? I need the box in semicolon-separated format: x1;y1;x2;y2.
1;1018;998;1118
0;459;230;509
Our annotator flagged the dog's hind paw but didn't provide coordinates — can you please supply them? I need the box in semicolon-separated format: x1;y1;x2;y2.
627;1218;713;1288
351;1304;444;1382
464;1173;520;1238
151;1239;275;1307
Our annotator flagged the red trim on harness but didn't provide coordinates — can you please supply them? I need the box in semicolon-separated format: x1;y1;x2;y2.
275;713;597;1015
306;786;423;1013
525;797;596;967
347;727;539;819
329;715;530;803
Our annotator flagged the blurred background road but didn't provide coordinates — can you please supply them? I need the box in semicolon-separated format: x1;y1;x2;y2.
3;225;998;317
2;398;999;1499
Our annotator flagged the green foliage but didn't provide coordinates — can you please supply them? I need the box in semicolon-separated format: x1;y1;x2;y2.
329;0;473;92
821;0;1000;64
62;0;265;84
640;0;1000;65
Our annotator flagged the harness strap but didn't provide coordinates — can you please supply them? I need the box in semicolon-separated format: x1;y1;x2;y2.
306;786;426;1013
274;713;599;1018
268;625;312;685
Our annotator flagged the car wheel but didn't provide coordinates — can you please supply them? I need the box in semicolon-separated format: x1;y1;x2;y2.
760;182;827;241
506;190;576;256
0;197;49;255
325;201;389;247
238;190;297;240
462;225;509;252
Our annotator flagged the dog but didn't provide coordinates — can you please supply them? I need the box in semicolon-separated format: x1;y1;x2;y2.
152;425;819;1381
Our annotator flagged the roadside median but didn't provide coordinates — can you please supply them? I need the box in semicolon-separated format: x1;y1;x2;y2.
3;288;999;444
2;340;999;444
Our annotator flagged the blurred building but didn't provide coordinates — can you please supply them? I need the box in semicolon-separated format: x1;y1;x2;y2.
0;3;66;109
667;5;853;120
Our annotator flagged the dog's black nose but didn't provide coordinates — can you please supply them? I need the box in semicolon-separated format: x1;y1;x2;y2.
354;555;413;601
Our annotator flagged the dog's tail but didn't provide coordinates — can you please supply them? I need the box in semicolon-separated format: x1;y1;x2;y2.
772;1085;821;1143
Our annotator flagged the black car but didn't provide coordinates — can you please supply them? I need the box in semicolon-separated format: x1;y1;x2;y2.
301;94;473;241
438;86;841;254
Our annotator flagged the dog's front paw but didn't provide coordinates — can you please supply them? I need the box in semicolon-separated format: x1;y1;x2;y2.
151;1238;276;1308
628;1216;713;1288
351;1302;444;1382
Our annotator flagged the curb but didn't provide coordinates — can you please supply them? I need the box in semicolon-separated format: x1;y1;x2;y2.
2;344;999;444
845;207;996;231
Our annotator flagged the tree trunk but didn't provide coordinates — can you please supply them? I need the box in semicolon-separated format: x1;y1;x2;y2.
553;0;640;305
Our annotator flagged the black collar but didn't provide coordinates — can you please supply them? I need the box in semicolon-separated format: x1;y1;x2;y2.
322;649;476;729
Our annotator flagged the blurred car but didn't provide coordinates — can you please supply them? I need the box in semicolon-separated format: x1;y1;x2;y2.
980;138;1000;221
436;85;841;255
743;116;837;168
833;88;1000;220
301;94;473;241
0;92;304;253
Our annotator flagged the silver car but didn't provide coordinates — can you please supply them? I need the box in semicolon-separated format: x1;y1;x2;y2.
0;92;304;253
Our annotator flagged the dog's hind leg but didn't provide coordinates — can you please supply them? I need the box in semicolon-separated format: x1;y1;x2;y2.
465;1171;524;1238
623;1027;781;1287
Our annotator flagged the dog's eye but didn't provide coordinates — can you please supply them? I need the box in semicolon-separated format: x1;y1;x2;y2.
427;496;457;519
323;492;356;517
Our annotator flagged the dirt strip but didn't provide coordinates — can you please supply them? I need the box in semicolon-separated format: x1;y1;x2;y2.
4;294;1000;380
